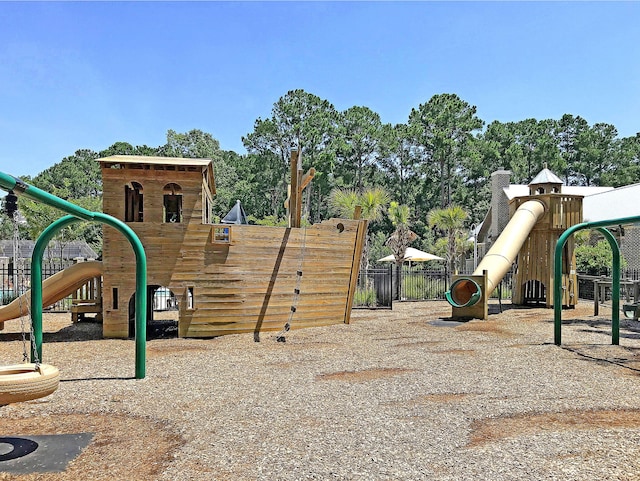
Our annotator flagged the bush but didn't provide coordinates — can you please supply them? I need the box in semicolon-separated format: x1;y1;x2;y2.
402;275;426;300
575;240;616;275
401;274;446;300
354;287;377;307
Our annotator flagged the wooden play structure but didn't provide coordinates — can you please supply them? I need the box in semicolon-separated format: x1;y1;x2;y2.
71;271;102;323
0;154;366;341
447;168;583;319
98;153;367;338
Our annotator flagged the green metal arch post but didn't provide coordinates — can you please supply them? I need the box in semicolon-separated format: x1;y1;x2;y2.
597;228;620;345
554;220;630;346
93;212;148;379
31;215;80;361
0;171;147;379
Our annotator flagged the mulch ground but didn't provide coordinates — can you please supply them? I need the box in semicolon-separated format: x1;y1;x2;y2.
2;300;640;480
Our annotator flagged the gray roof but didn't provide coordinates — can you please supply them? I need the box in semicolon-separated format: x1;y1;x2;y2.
0;240;98;260
529;168;564;186
221;200;248;225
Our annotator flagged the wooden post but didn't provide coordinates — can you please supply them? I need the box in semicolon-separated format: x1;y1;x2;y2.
289;150;301;228
300;168;315;191
284;167;315;216
296;178;303;228
345;219;369;324
95;275;103;322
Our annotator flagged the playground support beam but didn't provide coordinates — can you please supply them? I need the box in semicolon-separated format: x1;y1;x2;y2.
31;216;80;361
0;171;147;379
93;212;147;379
0;172;95;221
553;215;640;345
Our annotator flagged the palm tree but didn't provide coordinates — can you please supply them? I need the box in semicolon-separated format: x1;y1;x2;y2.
329;187;388;222
385;202;417;300
329;187;389;271
427;205;469;282
329;189;360;218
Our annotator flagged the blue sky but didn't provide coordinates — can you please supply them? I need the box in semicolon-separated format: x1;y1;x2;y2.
1;1;639;178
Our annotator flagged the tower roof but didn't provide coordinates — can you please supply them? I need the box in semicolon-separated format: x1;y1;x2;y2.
97;155;212;168
97;155;216;194
529;168;563;186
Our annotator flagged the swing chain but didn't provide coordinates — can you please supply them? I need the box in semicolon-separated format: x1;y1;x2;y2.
19;297;28;362
12;208;40;365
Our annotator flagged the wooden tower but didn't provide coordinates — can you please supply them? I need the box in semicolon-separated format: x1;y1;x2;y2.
511;168;582;308
99;156;216;338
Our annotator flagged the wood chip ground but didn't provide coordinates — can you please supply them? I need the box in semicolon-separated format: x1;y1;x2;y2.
2;301;640;480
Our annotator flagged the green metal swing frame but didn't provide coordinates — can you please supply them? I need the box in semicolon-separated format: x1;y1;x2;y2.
554;215;640;347
0;171;147;379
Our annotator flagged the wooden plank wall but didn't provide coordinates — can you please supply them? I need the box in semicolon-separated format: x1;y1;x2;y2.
178;220;364;337
100;162;367;338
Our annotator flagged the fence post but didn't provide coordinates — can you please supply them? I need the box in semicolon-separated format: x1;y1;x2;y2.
388;264;393;309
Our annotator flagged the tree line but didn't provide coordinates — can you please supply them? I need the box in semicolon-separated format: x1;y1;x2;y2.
1;89;639;266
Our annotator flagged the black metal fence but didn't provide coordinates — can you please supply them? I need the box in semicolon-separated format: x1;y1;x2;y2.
396;268;449;301
1;262;183;315
0;260;75;311
578;269;640;302
353;266;393;309
353;264;516;309
3;258;520;313
599;268;640;280
357;263;640;309
151;286;179;311
490;268;515;300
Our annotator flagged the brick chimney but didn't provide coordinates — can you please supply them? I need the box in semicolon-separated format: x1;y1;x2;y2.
490;170;512;245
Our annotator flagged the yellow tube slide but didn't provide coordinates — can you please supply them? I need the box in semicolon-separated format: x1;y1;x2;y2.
0;261;103;324
448;200;545;307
